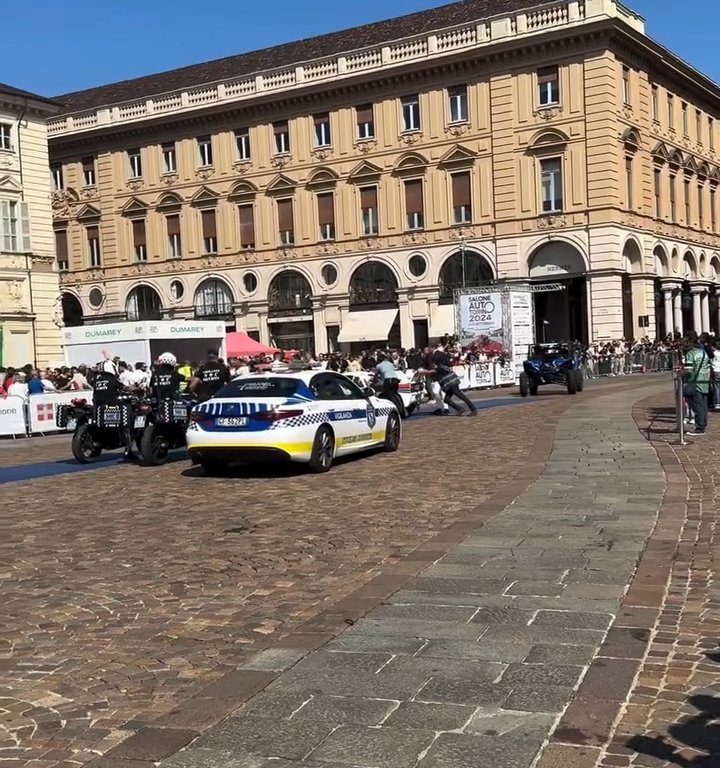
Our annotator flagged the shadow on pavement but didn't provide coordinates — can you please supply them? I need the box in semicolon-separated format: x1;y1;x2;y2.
625;649;720;767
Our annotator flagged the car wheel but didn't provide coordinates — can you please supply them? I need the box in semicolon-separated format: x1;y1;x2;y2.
566;371;578;395
383;412;401;452
519;372;529;397
140;424;169;466
308;425;335;473
575;370;585;392
71;423;101;464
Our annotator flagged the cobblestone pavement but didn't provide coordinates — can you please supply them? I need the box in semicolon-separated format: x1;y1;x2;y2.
135;378;670;768
2;392;577;767
540;398;720;768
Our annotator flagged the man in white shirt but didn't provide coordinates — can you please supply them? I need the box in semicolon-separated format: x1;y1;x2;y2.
131;362;150;390
118;362;135;388
7;372;29;400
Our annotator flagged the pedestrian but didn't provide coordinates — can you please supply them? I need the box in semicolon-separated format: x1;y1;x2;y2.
424;344;477;417
681;331;711;435
711;339;720;411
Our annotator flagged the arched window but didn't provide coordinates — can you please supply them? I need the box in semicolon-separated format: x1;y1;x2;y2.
438;251;493;303
61;293;84;327
349;262;398;307
194;279;233;319
126;285;162;321
267;270;312;317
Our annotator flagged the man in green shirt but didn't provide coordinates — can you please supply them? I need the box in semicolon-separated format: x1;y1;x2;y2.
682;331;712;435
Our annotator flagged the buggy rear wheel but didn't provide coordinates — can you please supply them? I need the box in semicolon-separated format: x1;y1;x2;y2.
575;370;585;392
566;371;578;395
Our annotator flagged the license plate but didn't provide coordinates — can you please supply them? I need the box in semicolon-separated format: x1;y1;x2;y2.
104;411;120;425
173;406;188;420
66;418;77;431
216;416;248;428
134;415;146;428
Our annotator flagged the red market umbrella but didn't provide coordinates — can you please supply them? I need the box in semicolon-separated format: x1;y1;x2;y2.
225;332;278;358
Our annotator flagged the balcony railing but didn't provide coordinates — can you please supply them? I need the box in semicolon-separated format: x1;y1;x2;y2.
47;0;643;137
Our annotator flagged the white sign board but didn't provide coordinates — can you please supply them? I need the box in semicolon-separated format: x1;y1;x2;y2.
0;396;27;437
457;292;504;347
28;391;94;435
509;291;535;378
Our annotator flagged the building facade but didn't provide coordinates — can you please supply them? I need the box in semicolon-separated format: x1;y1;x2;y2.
48;0;720;353
0;83;63;367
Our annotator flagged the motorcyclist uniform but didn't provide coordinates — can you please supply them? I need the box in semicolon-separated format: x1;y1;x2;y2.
92;368;136;457
193;359;230;401
149;363;183;401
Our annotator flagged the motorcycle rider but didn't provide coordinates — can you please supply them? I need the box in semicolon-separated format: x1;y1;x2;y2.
190;349;230;401
93;359;138;460
149;352;184;401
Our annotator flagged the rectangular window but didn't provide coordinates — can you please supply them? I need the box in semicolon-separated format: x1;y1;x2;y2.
670;174;677;220
360;186;378;236
132;219;147;262
128;149;142;179
696;109;703;144
540;158;563;213
0;122;12;151
317;192;335;241
684;177;691;223
166;214;181;258
235;129;251;161
274;121;290;154
668;95;674;129
451;172;472;224
162;143;176;174
653;168;661;218
238;204;255;249
709;117;715;151
1;200;30;252
711;186;717;232
404;179;424;230
277;198;294;245
314;113;331;147
197;136;213;167
698;181;704;229
625;156;633;210
86;224;101;268
82;156;96;187
201;209;217;253
651;85;659;121
537;65;560;106
448;85;468;123
401;95;421;132
55;229;69;272
622;65;631;105
51;164;64;191
682;102;689;136
356;104;375;140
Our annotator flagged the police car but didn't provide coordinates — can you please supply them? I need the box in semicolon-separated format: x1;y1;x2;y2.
186;370;402;474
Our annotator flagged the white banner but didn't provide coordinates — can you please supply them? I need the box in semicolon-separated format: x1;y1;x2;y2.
28;391;94;434
457;292;504;348
0;397;28;437
495;362;516;386
469;363;496;388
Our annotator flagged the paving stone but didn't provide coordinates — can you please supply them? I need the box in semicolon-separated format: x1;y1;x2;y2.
524;644;598;666
415;677;509;707
506;582;565;596
418;639;532;663
535;744;602;768
502;684;576;713
384;701;475;732
371;604;478;622
193;715;334;759
266;666;430;699
501;663;584;688
531;610;613;630
481;625;605;646
387;591;512;608
464;708;555;737
346;618;484;640
418;728;547;768
325;635;427;656
308;724;435;768
109;728;197;762
160;747;266;768
239;648;307;672
470;607;535;626
292;694;398;726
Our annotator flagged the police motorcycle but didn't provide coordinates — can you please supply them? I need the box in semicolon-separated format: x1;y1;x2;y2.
58;361;147;464
137;353;194;466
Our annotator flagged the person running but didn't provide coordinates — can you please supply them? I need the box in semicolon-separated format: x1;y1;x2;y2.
424;343;478;417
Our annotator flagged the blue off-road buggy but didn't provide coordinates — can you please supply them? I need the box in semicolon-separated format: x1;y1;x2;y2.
519;343;584;396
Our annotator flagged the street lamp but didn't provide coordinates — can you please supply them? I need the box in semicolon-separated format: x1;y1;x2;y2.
460;237;467;289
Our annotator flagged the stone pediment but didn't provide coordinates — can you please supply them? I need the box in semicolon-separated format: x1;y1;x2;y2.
0;174;23;193
121;197;149;216
438;145;476;167
228;180;258;199
393;152;428;175
347;160;383;181
306;167;339;188
265;174;296;194
76;204;101;220
156;192;183;209
190;186;220;205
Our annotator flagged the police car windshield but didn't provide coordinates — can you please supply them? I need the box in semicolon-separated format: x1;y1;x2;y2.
215;377;301;398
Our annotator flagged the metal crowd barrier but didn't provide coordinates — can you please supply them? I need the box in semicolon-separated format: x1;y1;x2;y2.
584;351;678;379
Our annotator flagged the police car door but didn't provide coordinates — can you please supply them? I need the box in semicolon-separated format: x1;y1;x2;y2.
328;373;378;453
309;373;364;454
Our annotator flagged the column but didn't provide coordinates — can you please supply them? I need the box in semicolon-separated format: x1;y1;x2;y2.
701;291;710;333
312;305;328;356
663;290;673;337
396;298;414;350
672;291;683;335
692;290;702;333
257;311;270;346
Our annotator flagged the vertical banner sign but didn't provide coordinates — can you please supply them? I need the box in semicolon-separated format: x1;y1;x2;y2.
457;292;504;348
509;291;535;378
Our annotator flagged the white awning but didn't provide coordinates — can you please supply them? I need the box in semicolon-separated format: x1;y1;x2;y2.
337;309;398;343
429;304;456;338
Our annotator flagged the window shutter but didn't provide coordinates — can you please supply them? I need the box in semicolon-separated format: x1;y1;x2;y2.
537;66;557;85
360;186;377;210
86;224;99;242
201;209;217;239
55;230;68;262
239;204;255;246
20;202;31;252
0;200;10;251
452;173;471;207
132;218;146;246
277;198;293;231
404;180;423;215
274;121;288;135
356;104;373;124
166;214;180;236
317;193;334;226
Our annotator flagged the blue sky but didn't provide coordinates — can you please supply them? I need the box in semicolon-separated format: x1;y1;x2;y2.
2;0;717;97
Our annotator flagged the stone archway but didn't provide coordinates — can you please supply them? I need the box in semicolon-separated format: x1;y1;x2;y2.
266;270;314;351
125;285;162;321
438;250;494;304
528;241;588;344
61;293;84;327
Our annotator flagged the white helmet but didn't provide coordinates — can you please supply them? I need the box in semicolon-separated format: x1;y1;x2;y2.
157;352;177;367
102;360;118;375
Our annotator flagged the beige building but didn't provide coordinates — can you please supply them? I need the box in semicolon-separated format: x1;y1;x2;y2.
48;0;720;353
0;83;63;367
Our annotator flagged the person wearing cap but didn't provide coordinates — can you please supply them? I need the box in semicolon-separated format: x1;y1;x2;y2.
149;353;184;401
93;359;138;460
